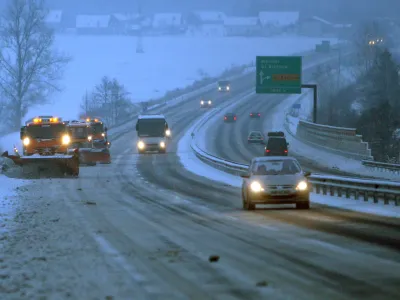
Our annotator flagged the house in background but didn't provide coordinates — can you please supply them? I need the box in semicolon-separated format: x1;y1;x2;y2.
258;11;299;35
186;11;226;36
109;13;138;34
224;17;260;36
44;10;63;32
151;13;184;35
75;15;111;35
299;16;351;37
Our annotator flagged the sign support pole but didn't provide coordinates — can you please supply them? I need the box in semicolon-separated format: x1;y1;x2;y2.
301;84;317;124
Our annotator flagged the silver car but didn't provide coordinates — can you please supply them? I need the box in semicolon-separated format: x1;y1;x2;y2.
241;156;310;210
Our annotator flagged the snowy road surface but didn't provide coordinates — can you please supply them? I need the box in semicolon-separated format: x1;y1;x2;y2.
1;50;400;299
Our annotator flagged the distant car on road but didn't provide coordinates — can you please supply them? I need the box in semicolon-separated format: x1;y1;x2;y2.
200;99;212;108
249;112;261;119
224;113;237;123
241;156;310;210
247;131;264;144
218;80;230;92
264;131;288;156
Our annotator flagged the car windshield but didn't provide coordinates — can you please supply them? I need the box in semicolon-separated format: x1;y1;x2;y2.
219;81;229;86
252;160;301;175
91;123;104;134
25;124;66;139
267;138;287;150
69;127;89;138
137;118;167;137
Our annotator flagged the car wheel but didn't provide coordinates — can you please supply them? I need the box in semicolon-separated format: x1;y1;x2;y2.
296;201;310;209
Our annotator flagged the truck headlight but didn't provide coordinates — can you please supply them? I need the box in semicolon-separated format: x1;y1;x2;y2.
200;100;204;105
88;135;92;141
160;141;165;148
23;137;30;146
296;181;308;191
101;133;105;137
250;181;263;192
165;129;171;136
137;141;145;149
62;135;70;145
208;100;212;104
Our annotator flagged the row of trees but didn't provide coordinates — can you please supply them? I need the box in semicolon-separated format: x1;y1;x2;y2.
80;76;136;127
315;21;400;162
0;0;70;133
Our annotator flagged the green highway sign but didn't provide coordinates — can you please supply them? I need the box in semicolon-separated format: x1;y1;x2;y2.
256;56;302;94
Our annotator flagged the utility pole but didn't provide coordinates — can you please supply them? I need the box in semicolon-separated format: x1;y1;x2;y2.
136;0;144;53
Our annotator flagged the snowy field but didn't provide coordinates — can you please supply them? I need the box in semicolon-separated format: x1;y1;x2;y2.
0;35;333;152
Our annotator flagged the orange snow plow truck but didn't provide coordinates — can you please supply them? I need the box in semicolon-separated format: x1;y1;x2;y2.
66;120;98;166
80;116;111;164
1;116;79;177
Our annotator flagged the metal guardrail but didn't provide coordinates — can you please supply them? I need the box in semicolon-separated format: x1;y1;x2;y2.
362;160;400;173
191;141;400;205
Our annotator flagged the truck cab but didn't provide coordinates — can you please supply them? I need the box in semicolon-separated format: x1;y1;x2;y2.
21;116;71;156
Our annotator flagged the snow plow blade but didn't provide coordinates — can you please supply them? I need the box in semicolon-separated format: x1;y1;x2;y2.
90;148;111;164
68;148;98;166
1;150;79;178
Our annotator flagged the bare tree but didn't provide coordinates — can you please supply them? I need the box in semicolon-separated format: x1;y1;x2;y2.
82;76;134;127
0;0;70;130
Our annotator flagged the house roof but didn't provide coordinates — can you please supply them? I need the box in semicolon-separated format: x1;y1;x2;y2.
152;13;182;27
112;13;139;21
311;16;352;28
224;17;258;26
76;15;110;28
193;11;226;22
258;11;299;26
45;10;63;23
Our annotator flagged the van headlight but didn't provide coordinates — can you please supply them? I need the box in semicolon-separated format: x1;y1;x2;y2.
208;100;212;104
165;129;171;136
137;141;145;149
160;141;165;148
88;135;92;141
218;87;221;90
296;181;308;191
62;135;70;145
226;86;230;90
250;181;263;192
200;100;204;105
23;137;30;146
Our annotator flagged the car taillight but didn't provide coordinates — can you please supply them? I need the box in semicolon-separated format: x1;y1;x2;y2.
224;117;227;120
258;113;261;116
234;117;237;120
284;150;288;153
266;149;270;152
250;113;252;116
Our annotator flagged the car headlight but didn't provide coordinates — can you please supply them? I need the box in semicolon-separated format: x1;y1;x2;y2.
226;86;230;90
218;87;221;90
250;181;263;192
200;101;204;105
160;141;165;148
88;135;92;141
296;181;308;191
23;137;30;146
208;100;212;104
137;141;145;149
62;135;70;145
165;129;171;136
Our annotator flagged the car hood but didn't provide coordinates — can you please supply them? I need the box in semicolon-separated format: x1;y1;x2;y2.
250;173;306;185
139;137;165;143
